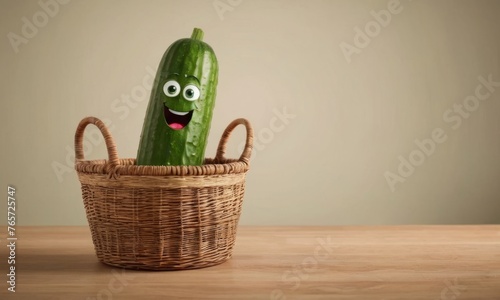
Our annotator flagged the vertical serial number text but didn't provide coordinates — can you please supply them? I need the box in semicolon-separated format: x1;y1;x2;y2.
7;185;16;293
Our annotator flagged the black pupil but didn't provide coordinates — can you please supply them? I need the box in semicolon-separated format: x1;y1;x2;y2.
186;89;194;98
168;85;177;94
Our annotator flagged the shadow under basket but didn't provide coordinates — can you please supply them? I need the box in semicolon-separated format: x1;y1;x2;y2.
74;116;253;271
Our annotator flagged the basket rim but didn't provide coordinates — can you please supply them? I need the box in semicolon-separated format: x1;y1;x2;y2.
75;157;249;177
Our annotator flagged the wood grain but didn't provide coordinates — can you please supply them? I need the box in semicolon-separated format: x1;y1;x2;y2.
1;226;499;299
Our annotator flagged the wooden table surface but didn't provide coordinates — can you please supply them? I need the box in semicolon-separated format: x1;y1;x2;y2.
1;226;500;300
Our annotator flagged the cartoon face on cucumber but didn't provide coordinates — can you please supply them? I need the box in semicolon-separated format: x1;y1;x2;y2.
162;74;201;130
136;28;219;166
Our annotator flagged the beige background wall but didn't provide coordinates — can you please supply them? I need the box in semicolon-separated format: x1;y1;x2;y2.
1;0;499;226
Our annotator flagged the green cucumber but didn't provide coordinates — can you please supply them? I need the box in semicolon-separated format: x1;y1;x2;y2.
136;28;218;166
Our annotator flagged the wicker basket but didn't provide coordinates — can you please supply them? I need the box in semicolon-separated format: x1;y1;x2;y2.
74;116;253;270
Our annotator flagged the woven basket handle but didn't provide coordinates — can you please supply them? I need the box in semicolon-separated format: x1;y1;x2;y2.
74;116;119;165
215;118;254;164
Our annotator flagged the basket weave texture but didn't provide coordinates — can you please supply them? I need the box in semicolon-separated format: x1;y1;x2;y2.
74;117;253;270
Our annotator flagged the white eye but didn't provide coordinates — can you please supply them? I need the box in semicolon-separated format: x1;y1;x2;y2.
163;80;180;97
183;85;200;101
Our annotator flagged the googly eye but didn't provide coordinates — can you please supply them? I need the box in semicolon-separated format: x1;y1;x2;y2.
183;85;200;101
163;80;180;97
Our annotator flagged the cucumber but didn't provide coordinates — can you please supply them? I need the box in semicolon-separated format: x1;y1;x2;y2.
136;28;218;166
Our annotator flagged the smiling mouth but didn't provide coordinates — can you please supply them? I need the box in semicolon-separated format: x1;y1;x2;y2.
164;106;193;130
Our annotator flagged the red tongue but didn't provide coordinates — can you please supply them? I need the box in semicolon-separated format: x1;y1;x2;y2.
169;123;184;130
